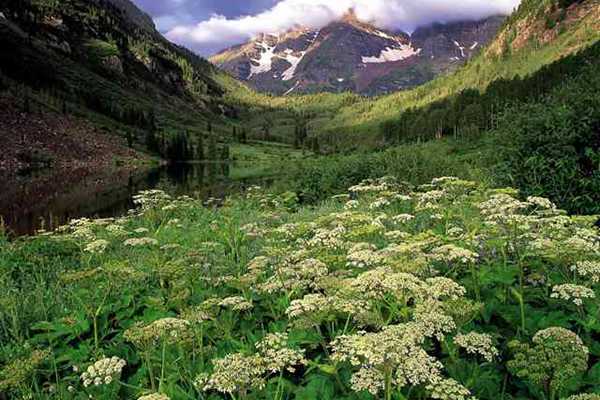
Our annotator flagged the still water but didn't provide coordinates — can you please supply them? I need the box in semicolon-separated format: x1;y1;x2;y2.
0;162;269;236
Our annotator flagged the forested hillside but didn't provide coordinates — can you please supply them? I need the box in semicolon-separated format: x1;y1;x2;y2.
0;0;239;162
222;0;599;150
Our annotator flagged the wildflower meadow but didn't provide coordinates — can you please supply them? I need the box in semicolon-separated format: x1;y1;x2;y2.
1;177;599;400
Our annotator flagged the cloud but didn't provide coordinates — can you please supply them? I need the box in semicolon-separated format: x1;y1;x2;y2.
165;0;521;55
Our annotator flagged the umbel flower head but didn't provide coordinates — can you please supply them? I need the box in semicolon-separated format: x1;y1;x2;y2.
550;284;595;306
138;393;170;400
259;258;329;294
124;318;192;348
0;349;49;394
195;354;267;395
570;260;600;284
218;296;253;312
80;356;126;387
454;332;499;362
124;237;159;247
429;244;479;265
255;332;307;374
331;323;445;395
508;327;589;395
566;395;600;400
286;294;368;328
425;377;473;400
84;239;110;254
197;334;307;395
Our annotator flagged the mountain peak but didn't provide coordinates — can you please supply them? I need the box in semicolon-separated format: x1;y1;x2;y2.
341;8;360;24
211;16;505;96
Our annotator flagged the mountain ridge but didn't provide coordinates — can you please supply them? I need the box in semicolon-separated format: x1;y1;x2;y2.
211;14;505;96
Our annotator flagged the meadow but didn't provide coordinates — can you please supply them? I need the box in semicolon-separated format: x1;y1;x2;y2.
1;176;599;400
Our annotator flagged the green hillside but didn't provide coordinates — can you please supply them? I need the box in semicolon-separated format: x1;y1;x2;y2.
0;0;240;161
221;0;600;150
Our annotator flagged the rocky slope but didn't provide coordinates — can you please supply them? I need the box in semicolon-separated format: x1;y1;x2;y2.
0;0;235;146
211;12;505;96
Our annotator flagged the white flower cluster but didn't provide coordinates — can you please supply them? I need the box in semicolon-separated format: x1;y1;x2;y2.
533;327;589;357
138;394;170;400
571;260;600;284
391;214;415;224
350;267;424;301
369;198;391;210
454;332;499;362
198;334;306;395
526;196;557;211
566;394;600;400
331;323;445;395
255;333;307;374
550;284;596;306
84;239;109;254
218;296;253;312
478;194;528;220
124;318;192;348
430;245;479;265
259;258;329;294
426;377;472;400
80;357;126;387
346;245;383;269
285;294;368;327
385;230;411;241
305;226;347;249
348;177;398;195
124;237;159;247
133;190;172;211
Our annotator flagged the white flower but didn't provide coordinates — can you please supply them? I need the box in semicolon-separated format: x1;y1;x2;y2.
124;237;158;247
84;239;109;254
80;357;126;387
454;332;498;362
551;284;596;306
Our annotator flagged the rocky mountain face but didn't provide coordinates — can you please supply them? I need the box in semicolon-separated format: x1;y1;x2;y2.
210;13;505;96
0;0;225;105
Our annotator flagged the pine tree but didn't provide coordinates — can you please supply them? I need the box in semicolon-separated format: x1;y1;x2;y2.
126;130;134;148
197;133;205;160
208;133;217;161
221;144;230;161
311;137;320;154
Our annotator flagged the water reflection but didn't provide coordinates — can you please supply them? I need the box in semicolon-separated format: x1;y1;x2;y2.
0;162;266;236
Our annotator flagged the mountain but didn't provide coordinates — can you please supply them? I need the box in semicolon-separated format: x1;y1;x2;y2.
0;0;236;165
211;12;505;96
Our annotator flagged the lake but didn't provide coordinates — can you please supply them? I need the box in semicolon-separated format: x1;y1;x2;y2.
0;162;270;236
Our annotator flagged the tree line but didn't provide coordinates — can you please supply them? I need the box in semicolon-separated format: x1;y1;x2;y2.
380;41;600;145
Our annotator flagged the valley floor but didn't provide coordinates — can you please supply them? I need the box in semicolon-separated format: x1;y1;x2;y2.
1;176;599;400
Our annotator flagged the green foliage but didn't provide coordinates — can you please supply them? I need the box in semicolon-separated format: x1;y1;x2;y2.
1;178;599;400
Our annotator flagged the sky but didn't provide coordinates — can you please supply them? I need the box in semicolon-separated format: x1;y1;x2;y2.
131;0;521;56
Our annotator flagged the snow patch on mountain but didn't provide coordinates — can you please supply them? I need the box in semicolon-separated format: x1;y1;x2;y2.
281;50;306;81
283;81;300;96
374;30;394;40
248;42;276;79
362;44;421;64
453;41;466;58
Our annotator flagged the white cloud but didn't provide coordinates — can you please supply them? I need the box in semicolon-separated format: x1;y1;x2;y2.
165;0;521;54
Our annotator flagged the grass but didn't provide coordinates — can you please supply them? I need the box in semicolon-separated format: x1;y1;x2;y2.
0;177;599;400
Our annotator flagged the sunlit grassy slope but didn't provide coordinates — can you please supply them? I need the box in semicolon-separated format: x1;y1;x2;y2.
219;0;600;147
